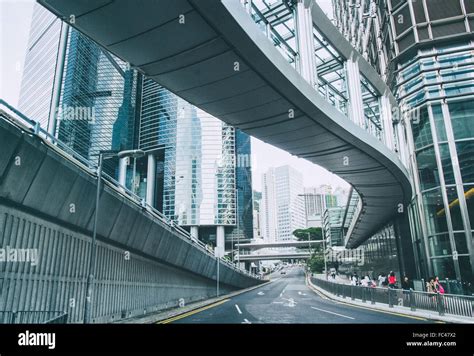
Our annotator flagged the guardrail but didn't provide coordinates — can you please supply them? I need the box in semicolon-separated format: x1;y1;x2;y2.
0;311;68;324
312;277;474;318
0;99;260;280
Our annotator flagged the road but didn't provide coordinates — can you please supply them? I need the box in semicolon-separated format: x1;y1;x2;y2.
168;267;433;324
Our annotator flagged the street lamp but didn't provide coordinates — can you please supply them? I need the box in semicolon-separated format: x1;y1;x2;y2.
84;149;118;323
84;149;145;323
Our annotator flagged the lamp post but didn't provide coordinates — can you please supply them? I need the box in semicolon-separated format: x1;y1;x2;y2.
83;149;145;323
84;149;118;323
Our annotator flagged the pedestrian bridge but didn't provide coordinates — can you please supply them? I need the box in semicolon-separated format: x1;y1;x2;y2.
39;0;412;248
237;240;322;250
237;252;311;261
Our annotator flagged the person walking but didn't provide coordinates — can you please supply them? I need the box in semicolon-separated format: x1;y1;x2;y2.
378;273;386;287
401;276;411;291
388;271;397;289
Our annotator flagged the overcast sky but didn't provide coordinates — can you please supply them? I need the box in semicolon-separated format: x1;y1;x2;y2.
0;0;348;192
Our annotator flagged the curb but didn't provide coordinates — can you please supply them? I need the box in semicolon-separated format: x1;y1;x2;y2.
305;274;474;324
115;278;271;324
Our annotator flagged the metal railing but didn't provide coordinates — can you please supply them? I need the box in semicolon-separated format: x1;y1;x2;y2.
0;311;68;324
312;277;474;318
0;100;260;280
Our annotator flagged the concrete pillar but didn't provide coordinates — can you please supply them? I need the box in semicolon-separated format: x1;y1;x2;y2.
346;54;365;128
296;0;317;87
216;226;225;258
118;157;128;188
146;154;156;207
190;226;199;240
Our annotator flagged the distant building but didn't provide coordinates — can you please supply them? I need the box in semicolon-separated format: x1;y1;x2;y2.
261;166;306;242
323;207;345;247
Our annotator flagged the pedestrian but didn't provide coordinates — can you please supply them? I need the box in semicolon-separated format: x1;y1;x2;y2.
401;276;410;291
434;276;445;294
361;275;370;287
371;277;377;288
388;271;397;288
378;273;386;287
351;273;358;286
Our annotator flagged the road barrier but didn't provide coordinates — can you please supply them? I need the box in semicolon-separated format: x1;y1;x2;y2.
0;311;68;324
312;277;474;318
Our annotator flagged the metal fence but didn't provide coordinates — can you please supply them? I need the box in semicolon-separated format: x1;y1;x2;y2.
0;311;67;324
312;277;474;318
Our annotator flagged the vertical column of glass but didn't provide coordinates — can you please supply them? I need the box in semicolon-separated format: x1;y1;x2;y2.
295;0;317;87
439;102;474;281
426;104;461;279
345;54;365;128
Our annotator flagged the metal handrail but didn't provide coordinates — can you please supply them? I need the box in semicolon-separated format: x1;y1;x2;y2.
0;100;260;279
313;276;474;318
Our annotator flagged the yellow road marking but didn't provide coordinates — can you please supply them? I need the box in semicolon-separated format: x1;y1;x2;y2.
157;299;230;324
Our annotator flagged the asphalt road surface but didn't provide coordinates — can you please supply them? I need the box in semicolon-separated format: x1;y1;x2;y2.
169;267;433;324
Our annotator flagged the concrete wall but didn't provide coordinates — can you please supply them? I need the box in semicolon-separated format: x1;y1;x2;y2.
0;117;262;323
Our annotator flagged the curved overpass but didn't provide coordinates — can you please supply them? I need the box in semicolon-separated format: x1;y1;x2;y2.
38;0;412;248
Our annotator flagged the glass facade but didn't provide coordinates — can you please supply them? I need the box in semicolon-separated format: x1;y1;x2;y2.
20;4;140;178
18;3;63;129
399;42;474;283
332;0;474;286
138;83;253;245
323;207;345;247
228;129;254;241
57;29;139;166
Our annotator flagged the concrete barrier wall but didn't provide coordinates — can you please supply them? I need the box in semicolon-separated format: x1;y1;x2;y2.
0;118;262;323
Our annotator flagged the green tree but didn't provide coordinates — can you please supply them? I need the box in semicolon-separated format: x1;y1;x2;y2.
307;253;325;273
293;227;323;251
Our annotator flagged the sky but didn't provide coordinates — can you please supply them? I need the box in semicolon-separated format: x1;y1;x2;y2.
0;0;348;192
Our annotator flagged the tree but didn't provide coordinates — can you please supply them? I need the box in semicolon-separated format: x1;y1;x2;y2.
307;253;325;273
293;227;323;251
293;227;322;241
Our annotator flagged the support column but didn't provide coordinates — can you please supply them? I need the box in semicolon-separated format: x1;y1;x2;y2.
296;0;317;87
216;226;225;258
346;54;365;128
190;226;199;240
47;22;69;136
118;157;128;188
146;153;156;207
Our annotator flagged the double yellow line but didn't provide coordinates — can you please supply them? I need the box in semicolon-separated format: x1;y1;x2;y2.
157;299;230;324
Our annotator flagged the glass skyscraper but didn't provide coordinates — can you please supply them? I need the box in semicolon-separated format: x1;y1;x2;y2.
19;3;140;176
333;0;474;285
138;82;254;250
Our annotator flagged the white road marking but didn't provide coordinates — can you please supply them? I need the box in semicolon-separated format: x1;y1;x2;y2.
242;318;251;324
279;286;287;297
257;291;265;295
297;291;307;296
235;304;242;314
311;306;355;320
272;301;284;304
281;297;297;307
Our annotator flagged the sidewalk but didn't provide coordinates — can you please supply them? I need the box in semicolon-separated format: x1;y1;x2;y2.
306;275;474;324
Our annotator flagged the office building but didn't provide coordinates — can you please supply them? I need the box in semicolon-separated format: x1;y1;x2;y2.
333;0;474;283
261;166;306;242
